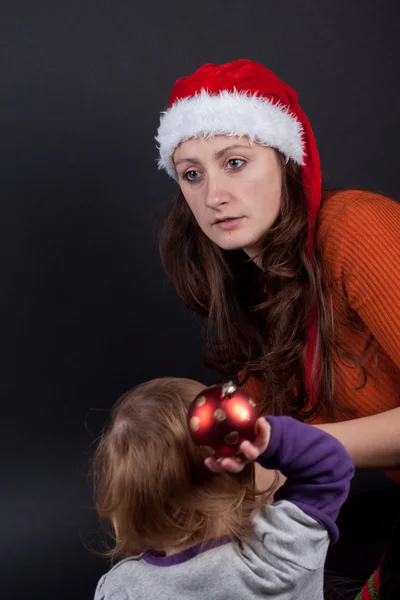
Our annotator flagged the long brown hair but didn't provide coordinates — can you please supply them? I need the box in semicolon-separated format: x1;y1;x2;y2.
159;154;346;421
92;377;277;561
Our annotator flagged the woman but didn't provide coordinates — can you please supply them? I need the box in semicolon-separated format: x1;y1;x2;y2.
155;59;400;598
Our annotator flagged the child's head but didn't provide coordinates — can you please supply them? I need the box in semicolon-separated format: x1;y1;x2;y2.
92;377;274;559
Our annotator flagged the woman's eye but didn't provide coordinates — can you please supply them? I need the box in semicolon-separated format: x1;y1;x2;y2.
183;170;201;182
227;158;245;170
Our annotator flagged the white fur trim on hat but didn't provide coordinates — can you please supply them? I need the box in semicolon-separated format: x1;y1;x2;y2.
156;89;305;180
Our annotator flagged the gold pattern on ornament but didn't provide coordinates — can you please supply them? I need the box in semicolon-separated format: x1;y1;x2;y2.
249;399;256;408
196;396;206;407
225;431;239;445
214;408;227;422
189;416;200;432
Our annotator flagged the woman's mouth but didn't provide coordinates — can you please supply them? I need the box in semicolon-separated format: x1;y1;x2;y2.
214;217;244;230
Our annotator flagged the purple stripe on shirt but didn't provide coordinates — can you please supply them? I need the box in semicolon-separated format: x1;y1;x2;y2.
142;535;231;566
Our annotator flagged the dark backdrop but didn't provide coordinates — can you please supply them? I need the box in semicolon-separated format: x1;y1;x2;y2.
1;2;398;599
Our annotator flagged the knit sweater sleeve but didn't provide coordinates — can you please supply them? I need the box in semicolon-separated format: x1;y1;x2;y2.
320;191;400;369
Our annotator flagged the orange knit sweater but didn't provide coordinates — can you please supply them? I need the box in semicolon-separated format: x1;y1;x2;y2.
242;189;400;478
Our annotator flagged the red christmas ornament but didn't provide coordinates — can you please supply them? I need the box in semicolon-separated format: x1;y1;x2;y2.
187;381;259;457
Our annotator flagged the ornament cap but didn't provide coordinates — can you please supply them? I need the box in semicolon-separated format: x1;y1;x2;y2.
221;381;236;398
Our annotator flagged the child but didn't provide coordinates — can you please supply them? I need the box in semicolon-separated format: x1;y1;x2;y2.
92;377;354;599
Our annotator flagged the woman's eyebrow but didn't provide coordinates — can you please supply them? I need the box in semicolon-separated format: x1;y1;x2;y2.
175;144;252;167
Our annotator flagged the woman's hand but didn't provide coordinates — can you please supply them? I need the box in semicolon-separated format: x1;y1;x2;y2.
205;417;271;473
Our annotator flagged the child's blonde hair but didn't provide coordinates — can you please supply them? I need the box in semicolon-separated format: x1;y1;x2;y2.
92;377;277;560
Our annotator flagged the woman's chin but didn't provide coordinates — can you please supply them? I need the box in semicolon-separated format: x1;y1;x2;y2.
217;239;262;259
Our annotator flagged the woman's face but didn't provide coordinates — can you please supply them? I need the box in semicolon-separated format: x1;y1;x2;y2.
173;136;282;260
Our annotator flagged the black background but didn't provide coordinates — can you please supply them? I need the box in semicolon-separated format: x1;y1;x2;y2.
1;2;398;599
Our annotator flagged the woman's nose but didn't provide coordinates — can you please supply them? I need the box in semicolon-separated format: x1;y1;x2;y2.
204;172;230;209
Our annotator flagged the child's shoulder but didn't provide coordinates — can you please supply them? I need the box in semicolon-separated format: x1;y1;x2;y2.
94;556;142;600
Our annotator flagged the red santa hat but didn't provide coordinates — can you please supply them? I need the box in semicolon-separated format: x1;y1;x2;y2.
156;59;321;409
156;58;322;255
